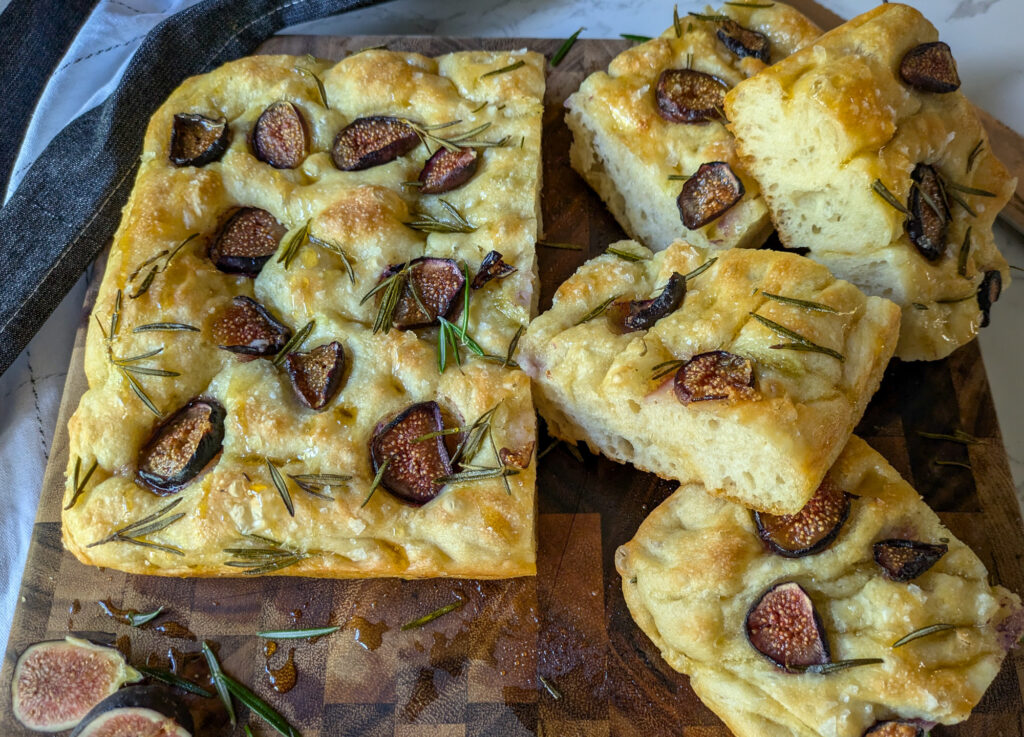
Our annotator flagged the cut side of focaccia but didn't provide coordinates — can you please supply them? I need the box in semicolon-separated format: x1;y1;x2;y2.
565;3;820;253
519;240;900;514
62;50;544;578
616;435;1024;737
725;3;1015;361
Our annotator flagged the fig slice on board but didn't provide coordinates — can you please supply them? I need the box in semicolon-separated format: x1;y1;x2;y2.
471;250;516;289
655;69;729;123
370;401;453;506
900;42;960;93
209;207;286;277
331;115;419;171
622;272;686;332
418;147;479;194
70;685;193;737
674;350;756;404
873;539;947;582
12;636;142;732
717;19;770;62
977;270;1002;328
252;100;307;169
284;341;347;410
136;397;226;495
677;161;745;229
862;721;924;737
754;478;852;558
745;582;830;672
169;113;229;167
381;257;466;329
905;163;950;261
212;296;292;356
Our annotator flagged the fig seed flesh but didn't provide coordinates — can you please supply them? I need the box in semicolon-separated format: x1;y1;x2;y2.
285;341;347;410
252;101;307;169
677;161;745;229
169;114;229;167
674;350;756;404
419;147;479;194
213;296;292;356
209;207;286;277
136;398;225;494
331;115;419;171
754;479;852;557
900;42;960;93
656;69;729;123
873;539;947;582
370;401;452;505
745;582;830;671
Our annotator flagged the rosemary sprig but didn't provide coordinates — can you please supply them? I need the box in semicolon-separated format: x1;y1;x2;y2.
307;234;356;283
957;226;972;277
202;642;236;727
937;293;975;304
435;466;521;485
621;34;652;43
116;605;164;627
872;179;910;216
683;257;717;281
277;220;310;270
946;189;977;217
795;658;884;675
272;319;315;368
402;119;508;155
132;322;199;333
128;234;198;299
892;623;957;648
361;262;412;334
760;291;837;313
257;625;340;639
294;66;328;108
265;458;294;517
120;368;163;417
689;12;731;22
537;240;583;250
606;246;649;262
470;101;488;114
673;4;683;36
966;140;984;173
575;294;621;325
651;359;686;381
912;303;929;310
749;312;845;361
936;460;972;470
539;675;562;699
405;199;477;234
87;498;185;555
551;27;583;66
223;673;299;737
223;536;309;575
437;316;486;373
917;429;980;444
450;403;502;468
503;324;523;367
479;60;525;79
64;457;98;510
136;665;214;698
287;473;350;500
944;180;997;198
667;174;690;181
401;597;465;630
245;727;256;737
361;459;389;508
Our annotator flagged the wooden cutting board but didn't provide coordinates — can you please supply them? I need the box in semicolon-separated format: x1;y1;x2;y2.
3;30;1024;737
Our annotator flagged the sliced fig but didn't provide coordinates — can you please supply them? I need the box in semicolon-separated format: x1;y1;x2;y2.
745;582;829;671
70;685;193;737
472;250;517;289
622;272;686;332
382;257;466;329
12;637;142;732
169;113;229;167
252;100;307;169
136;397;226;494
370;401;452;505
674;350;756;404
905;163;950;261
873;539;947;582
285;341;347;410
900;42;960;93
209;207;286;276
677;161;745;229
863;722;924;737
500;442;535;469
754;479;852;558
655;69;729;123
419;146;479;194
977;269;1001;328
331;115;419;171
717;19;770;63
212;296;292;356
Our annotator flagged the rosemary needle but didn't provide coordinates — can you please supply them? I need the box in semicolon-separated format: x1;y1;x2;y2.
257;625;340;640
551;27;584;67
480;60;525;79
892;623;957;648
621;34;652;43
402;597;465;630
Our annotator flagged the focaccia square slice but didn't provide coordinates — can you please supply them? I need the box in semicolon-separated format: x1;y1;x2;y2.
616;436;1024;737
519;241;900;514
62;49;544;578
724;3;1015;361
565;3;820;252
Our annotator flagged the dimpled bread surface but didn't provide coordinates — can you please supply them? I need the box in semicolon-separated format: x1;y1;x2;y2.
565;2;821;252
62;51;544;578
519;241;900;515
724;3;1015;361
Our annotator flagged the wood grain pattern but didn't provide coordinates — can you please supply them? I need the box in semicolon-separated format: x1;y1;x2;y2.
2;32;1023;737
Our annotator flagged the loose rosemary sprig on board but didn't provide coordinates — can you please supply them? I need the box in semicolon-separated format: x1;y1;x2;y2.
537;240;584;250
257;625;340;640
749;312;845;361
551;27;584;66
401;596;465;630
87;498;186;555
539;675;562;700
916;429;980;444
128;234;198;299
64;456;98;510
136;665;214;698
223;535;309;575
201;642;236;727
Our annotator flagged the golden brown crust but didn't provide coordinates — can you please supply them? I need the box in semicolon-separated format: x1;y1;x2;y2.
616;436;1022;736
63;51;544;578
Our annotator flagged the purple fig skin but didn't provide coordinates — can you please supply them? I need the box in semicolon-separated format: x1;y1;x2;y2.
370;401;453;505
379;257;466;329
208;207;286;277
904;163;950;261
900;42;960;93
284;341;347;410
252;100;307;169
169;113;229;167
677;161;745;229
212;296;292;356
655;69;729;123
717;19;770;63
622;272;686;331
70;686;193;737
471;250;517;290
418;147;479;194
977;270;1001;328
136;398;225;495
873;539;947;582
331;115;419;171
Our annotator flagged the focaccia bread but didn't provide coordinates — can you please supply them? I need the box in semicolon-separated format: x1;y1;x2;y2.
565;3;820;252
518;240;900;514
724;3;1015;361
62;50;545;578
616;435;1024;737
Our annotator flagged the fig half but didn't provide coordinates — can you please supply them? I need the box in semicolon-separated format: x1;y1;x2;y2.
471;250;516;289
12;637;142;732
745;582;830;671
169;113;229;167
381;257;466;329
284;341;347;410
370;401;452;505
70;685;193;737
754;479;852;558
418;147;479;194
717;19;770;63
873;539;947;582
655;69;728;123
209;207;286;277
622;272;686;332
863;722;924;737
677;161;745;229
977;269;1001;328
900;42;960;93
252;100;307;169
136;397;226;495
905;163;950;261
213;296;292;356
331;115;419;171
674;350;756;404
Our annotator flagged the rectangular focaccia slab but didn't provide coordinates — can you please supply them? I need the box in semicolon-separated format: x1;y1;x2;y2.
724;3;1015;361
62;49;544;578
565;2;820;252
616;436;1024;737
519;241;900;514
